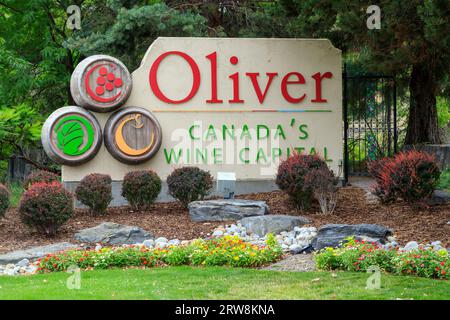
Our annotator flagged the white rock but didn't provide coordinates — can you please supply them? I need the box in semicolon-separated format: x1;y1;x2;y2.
95;244;102;251
143;239;154;248
169;239;180;246
25;265;38;274
4;268;16;276
403;241;419;251
156;242;168;248
17;259;30;267
212;230;224;237
155;237;168;244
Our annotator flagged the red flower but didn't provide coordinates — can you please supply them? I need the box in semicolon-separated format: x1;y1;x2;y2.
440;261;445;266
442;270;446;275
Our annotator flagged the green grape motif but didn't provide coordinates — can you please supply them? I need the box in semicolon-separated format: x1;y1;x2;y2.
54;115;95;156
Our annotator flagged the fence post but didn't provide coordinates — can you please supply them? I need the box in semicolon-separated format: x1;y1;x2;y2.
343;64;349;185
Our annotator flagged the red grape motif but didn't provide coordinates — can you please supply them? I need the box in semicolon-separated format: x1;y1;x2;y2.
94;66;123;96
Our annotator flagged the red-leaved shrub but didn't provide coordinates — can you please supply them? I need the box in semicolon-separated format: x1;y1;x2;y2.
122;170;161;210
276;153;329;209
368;150;440;203
23;170;59;189
0;184;10;217
19;181;73;236
303;166;338;214
75;173;112;214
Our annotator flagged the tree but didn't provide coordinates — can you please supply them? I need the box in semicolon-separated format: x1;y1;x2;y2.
276;0;450;144
66;1;207;70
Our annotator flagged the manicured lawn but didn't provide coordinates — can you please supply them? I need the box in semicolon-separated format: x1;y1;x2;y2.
0;266;448;300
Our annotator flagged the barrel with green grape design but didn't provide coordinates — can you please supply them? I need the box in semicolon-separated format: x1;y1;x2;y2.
41;106;102;165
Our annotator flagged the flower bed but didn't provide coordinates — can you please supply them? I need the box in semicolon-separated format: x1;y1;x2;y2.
37;235;282;272
315;238;449;280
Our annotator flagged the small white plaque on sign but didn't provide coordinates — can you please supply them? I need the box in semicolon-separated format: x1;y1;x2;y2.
217;172;236;181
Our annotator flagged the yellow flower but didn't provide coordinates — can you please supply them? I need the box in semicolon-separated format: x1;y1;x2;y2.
234;256;240;261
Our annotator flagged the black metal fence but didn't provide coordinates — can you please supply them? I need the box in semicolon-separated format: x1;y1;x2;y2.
343;70;397;182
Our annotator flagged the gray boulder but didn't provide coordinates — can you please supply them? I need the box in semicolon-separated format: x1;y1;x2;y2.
428;190;450;205
312;224;393;250
74;222;152;245
240;215;310;237
0;242;78;264
188;199;268;222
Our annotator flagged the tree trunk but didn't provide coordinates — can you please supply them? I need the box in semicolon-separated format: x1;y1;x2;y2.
405;63;442;144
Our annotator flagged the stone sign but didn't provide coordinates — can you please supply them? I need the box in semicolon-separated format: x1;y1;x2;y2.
43;37;343;201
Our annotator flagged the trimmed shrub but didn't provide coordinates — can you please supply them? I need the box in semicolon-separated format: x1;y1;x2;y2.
0;184;10;217
23;170;59;189
368;150;440;203
276;153;329;209
122;170;161;210
75;173;112;215
167;167;214;207
303;166;338;214
18;181;73;236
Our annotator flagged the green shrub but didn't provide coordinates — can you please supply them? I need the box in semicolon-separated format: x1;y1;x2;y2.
368;150;441;203
393;248;449;279
167;167;213;207
75;173;112;215
438;168;450;192
36;235;282;272
276;153;329;209
314;237;449;280
23;170;59;189
121;170;161;210
0;184;10;217
18;181;73;236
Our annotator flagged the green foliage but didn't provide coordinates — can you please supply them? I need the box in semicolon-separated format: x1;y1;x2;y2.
36;235;282;272
0;183;10;217
438;169;450;192
167;167;213;207
66;2;207;70
315;237;449;280
0;104;43;174
75;173;112;215
18;181;73;236
437;97;450;129
121;170;162;210
8;182;24;207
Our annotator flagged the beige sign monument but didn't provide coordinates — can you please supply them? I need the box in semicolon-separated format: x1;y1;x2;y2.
61;37;342;199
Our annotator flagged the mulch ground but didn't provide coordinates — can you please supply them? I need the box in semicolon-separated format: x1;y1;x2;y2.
0;186;449;254
239;187;450;247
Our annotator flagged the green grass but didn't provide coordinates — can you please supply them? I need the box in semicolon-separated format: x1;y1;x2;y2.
438;168;450;192
0;267;448;300
8;182;24;207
